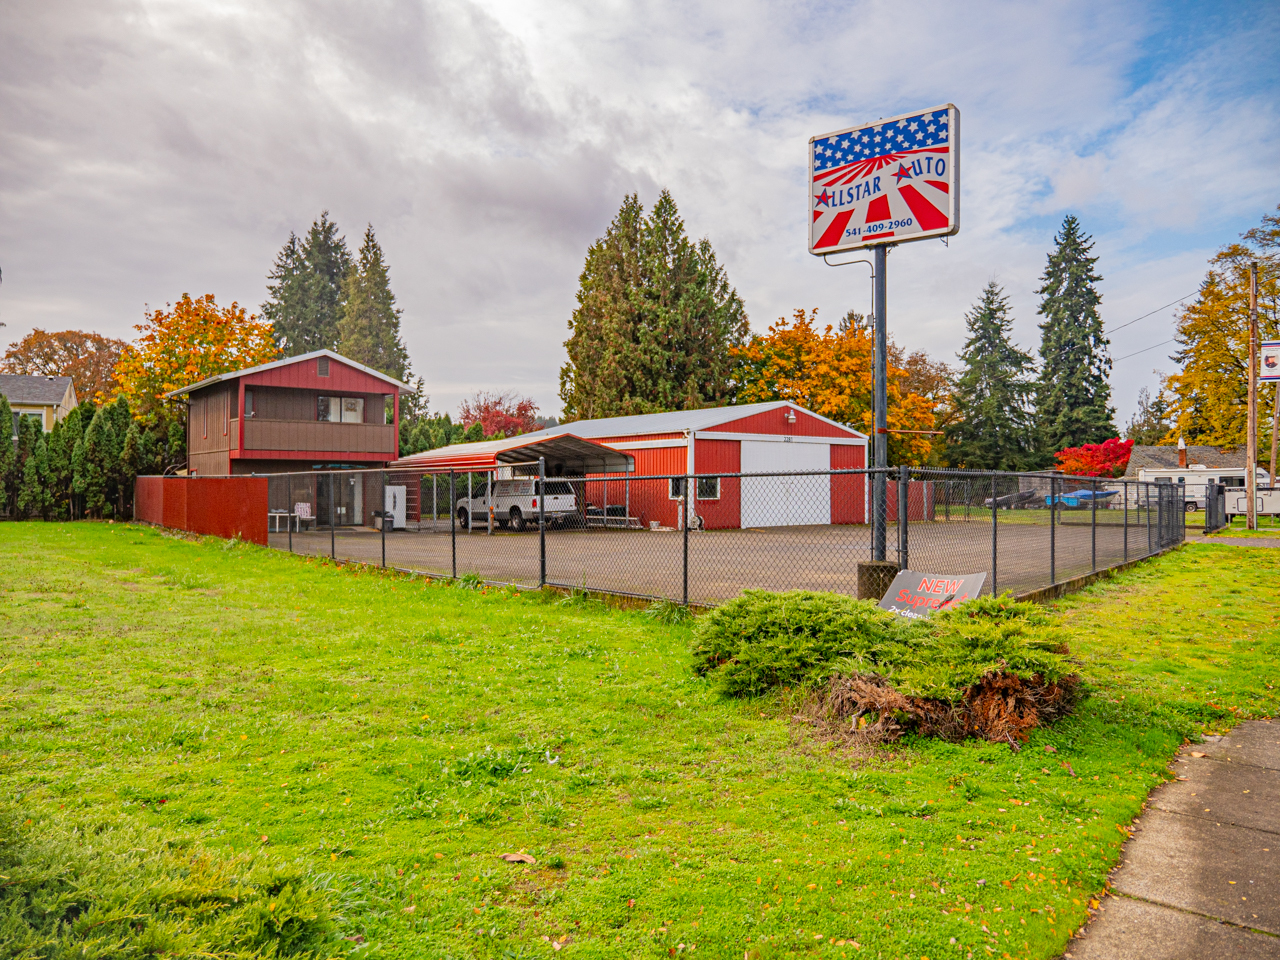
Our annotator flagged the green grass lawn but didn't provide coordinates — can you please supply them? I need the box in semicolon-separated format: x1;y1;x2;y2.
2;524;1278;960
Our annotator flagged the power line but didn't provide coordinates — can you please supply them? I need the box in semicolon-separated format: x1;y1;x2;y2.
1106;292;1198;333
1114;337;1177;362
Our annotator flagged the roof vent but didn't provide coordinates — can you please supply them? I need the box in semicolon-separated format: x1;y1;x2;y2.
318;356;330;377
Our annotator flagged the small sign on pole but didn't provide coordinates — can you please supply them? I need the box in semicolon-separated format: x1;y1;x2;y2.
1261;340;1280;381
809;104;959;256
878;569;987;619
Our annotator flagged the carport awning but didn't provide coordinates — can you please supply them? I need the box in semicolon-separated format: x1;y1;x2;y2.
388;432;633;475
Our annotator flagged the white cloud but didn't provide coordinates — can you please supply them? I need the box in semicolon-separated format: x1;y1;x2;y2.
0;0;1276;426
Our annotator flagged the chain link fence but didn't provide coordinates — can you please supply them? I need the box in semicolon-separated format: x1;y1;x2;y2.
261;465;1185;604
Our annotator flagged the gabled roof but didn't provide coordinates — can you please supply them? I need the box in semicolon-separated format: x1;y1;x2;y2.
162;349;413;398
516;401;867;441
0;374;76;406
1123;444;1249;477
389;432;633;475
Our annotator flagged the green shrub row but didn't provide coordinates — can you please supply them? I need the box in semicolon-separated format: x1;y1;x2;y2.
691;590;1071;701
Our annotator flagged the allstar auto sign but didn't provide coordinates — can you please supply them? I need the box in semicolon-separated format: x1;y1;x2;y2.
809;103;959;255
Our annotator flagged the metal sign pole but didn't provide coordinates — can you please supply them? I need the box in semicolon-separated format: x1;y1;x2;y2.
990;474;997;596
872;244;889;562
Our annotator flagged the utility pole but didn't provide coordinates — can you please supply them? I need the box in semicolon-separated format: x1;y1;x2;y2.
1247;262;1258;530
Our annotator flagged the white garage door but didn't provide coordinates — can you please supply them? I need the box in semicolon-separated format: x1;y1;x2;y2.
740;440;831;527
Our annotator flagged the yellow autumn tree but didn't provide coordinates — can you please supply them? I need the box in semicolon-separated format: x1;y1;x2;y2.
732;309;938;463
1162;206;1279;449
114;294;280;421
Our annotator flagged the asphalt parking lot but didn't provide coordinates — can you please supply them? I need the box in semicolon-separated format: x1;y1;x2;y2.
269;510;1170;603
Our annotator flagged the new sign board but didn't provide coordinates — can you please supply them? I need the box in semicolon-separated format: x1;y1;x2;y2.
878;569;987;619
809;104;959;255
1262;340;1280;382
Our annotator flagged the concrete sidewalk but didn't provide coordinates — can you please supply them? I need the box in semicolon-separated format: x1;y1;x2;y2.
1062;721;1280;959
1186;534;1280;548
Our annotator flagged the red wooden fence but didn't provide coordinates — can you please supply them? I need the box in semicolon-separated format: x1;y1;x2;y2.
134;476;269;546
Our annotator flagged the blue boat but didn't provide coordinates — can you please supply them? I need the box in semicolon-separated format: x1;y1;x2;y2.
1046;489;1119;509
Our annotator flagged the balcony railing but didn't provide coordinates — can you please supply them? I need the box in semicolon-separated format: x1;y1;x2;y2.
241;418;396;455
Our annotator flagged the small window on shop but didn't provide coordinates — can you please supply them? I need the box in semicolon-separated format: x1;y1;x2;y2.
696;476;720;500
318;356;330;377
669;477;686;500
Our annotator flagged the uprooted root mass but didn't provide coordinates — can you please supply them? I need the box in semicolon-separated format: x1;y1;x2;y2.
805;671;1081;746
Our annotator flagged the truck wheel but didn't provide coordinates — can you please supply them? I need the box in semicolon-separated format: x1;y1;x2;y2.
509;507;525;532
457;507;470;529
1184;501;1197;514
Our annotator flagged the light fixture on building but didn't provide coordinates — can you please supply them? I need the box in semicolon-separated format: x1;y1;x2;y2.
785;409;797;423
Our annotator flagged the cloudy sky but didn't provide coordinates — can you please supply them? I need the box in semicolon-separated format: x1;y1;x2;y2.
2;0;1277;424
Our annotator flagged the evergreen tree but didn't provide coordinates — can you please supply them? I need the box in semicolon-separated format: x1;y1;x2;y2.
1124;387;1174;445
47;406;84;519
337;225;411;379
165;420;186;472
560;190;750;420
18;437;51;520
262;212;352;355
1035;216;1115;455
76;407;115;518
0;395;14;515
944;282;1038;470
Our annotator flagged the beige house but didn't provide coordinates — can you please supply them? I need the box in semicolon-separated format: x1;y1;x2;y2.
1;374;78;438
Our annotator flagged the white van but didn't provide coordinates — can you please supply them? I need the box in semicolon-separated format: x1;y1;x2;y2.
456;478;577;530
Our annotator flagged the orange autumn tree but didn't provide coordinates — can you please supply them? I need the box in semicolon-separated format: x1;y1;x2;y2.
113;294;279;420
732;309;937;463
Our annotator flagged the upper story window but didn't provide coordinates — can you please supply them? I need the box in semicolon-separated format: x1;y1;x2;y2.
244;390;255;418
318;396;364;423
318;356;330;377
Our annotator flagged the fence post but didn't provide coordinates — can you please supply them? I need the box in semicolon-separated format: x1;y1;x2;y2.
988;475;997;595
1091;476;1097;573
288;476;293;553
538;457;546;588
380;471;386;569
1123;480;1128;561
897;465;909;571
329;472;336;560
450;470;457;579
682;473;691;605
1049;475;1056;585
1152;488;1162;555
432;474;438;533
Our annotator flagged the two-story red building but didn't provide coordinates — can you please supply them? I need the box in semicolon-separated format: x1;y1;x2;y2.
165;350;411;476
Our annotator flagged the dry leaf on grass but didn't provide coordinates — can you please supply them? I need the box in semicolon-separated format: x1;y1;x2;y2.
500;852;537;864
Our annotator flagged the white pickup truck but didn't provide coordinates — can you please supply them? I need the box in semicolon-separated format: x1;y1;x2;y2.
456;478;577;531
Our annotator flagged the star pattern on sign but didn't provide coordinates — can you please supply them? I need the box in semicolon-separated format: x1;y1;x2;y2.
815;190;833;207
892;162;914;184
812;109;950;173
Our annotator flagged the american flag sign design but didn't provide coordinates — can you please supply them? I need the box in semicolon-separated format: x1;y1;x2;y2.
809;103;959;255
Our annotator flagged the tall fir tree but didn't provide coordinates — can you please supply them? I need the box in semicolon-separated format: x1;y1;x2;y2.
18;436;51;520
560;190;749;420
75;407;115;518
262;212;352;355
337;225;411;379
1034;215;1115;456
944;282;1038;469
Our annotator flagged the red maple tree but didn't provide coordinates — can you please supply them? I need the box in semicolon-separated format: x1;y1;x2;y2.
458;391;540;438
1054;437;1133;478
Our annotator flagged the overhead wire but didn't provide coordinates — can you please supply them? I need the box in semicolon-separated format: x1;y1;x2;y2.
1106;292;1198;333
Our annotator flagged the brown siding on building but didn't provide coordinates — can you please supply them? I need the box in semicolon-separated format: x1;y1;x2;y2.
189;451;231;476
242;419;397;454
188;385;234;458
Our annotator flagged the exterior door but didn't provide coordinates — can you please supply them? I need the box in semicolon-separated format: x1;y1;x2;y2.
740;440;831;527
